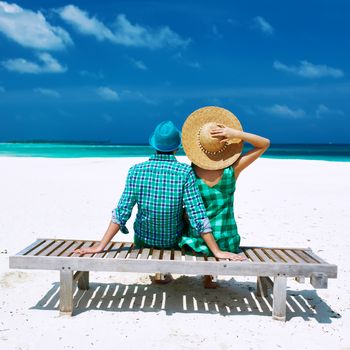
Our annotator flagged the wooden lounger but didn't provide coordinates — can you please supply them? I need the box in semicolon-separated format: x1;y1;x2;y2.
9;238;337;321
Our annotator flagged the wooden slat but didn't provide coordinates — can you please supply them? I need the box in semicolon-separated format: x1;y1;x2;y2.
206;256;217;262
128;245;141;259
151;249;161;260
61;241;84;257
241;248;251;261
26;239;55;256
16;239;46;256
243;248;261;262
174;250;182;261
139;248;150;260
70;241;94;258
253;248;270;262
116;243;132;259
182;248;194;261
50;240;75;257
237;251;248;261
185;254;194;261
195;253;205;262
104;242;123;259
39;240;66;256
305;249;328;264
242;246;309;251
273;249;296;263
284;249;306;263
93;241;114;259
297;249;323;264
162;249;172;261
263;248;285;263
258;248;276;262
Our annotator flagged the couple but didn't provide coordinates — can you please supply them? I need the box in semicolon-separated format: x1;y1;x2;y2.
75;106;270;285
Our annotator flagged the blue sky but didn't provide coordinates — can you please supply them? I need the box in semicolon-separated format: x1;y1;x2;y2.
0;0;349;143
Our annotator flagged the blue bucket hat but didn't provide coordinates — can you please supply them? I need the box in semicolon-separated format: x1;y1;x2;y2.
149;121;181;152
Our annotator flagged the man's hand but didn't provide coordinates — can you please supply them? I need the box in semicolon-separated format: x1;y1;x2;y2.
214;250;247;261
74;244;104;255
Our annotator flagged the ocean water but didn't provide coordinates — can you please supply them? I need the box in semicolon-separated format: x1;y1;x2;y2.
0;143;350;161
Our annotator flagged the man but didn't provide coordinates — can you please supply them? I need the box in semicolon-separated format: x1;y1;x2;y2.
75;121;241;269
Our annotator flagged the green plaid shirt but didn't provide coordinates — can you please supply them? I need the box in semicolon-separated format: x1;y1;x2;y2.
179;166;241;255
112;154;211;248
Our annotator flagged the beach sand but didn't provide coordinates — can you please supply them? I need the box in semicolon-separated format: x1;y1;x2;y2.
0;156;349;350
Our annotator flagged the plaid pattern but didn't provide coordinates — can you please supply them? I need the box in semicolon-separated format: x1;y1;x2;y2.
179;166;241;255
112;154;208;248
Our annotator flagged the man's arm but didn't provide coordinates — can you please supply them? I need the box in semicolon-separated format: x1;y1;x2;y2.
112;167;137;233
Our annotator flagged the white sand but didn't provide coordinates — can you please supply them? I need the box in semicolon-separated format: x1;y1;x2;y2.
0;156;349;350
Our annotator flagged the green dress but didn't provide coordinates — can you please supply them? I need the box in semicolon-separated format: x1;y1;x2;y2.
179;166;241;255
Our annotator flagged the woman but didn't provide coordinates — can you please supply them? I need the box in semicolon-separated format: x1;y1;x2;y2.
179;106;270;287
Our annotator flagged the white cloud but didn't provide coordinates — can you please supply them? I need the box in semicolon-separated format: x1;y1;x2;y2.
56;5;114;41
96;87;120;101
273;60;344;79
173;52;201;69
211;25;222;40
316;104;344;117
261;104;305;118
34;88;60;98
102;113;113;124
56;5;190;49
253;16;274;35
174;98;184;106
227;18;239;26
79;70;104;79
2;53;67;74
187;61;201;69
120;90;157;105
0;1;72;50
129;57;147;70
112;14;190;49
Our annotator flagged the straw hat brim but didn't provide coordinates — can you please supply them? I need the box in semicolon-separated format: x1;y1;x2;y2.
182;106;244;170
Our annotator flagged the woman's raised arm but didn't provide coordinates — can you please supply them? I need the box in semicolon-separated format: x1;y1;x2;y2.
210;127;270;179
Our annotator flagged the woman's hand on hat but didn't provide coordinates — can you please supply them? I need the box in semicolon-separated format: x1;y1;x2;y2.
210;126;242;143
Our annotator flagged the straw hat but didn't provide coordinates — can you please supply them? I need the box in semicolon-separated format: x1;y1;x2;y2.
182;106;244;170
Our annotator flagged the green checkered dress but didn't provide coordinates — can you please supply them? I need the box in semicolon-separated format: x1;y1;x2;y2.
179;166;240;255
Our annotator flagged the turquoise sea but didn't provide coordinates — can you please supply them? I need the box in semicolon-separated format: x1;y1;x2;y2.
0;143;350;162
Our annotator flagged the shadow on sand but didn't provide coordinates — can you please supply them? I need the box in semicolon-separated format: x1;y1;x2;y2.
31;276;340;322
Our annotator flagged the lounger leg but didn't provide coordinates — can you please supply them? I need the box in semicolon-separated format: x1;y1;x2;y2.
60;268;73;316
256;276;271;297
78;271;89;290
272;275;287;322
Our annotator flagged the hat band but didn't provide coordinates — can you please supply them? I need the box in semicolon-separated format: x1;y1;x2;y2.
196;130;228;155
